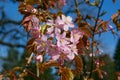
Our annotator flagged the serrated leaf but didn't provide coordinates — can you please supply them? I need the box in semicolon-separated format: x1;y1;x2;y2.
79;27;92;37
77;36;88;54
79;22;93;37
112;12;120;30
19;3;35;14
96;21;109;32
39;60;59;73
73;55;83;75
43;60;59;67
26;38;36;53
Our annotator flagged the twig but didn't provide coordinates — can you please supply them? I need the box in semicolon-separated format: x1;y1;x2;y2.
88;0;104;79
27;53;34;65
74;0;82;20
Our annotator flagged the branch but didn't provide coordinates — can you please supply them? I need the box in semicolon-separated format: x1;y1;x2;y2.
0;40;25;48
0;28;27;40
89;0;104;79
74;0;82;19
0;19;22;25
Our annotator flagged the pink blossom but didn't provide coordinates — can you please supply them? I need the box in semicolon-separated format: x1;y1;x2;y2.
68;44;78;55
95;59;99;66
96;48;103;54
36;55;43;63
47;45;76;64
35;37;52;53
46;20;54;34
103;71;107;75
31;15;39;28
59;45;71;54
48;43;77;63
66;52;75;60
108;25;113;30
48;45;60;60
46;19;61;37
70;29;83;44
41;34;47;41
55;15;74;31
56;32;70;47
100;75;103;79
89;53;95;57
36;40;47;53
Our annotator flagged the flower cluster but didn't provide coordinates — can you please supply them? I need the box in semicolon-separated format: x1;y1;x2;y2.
26;14;84;65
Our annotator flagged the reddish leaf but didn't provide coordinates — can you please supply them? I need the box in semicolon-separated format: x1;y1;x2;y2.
96;21;109;32
40;0;56;9
112;11;120;30
99;59;105;66
12;67;22;72
86;15;92;20
19;3;36;14
22;16;33;32
26;38;36;53
73;55;83;75
79;27;92;37
77;36;89;54
19;72;28;78
22;15;39;32
59;67;74;80
79;22;93;37
39;60;59;73
93;67;103;79
111;13;118;20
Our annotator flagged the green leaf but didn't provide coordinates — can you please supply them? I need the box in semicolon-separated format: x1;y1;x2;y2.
41;25;49;34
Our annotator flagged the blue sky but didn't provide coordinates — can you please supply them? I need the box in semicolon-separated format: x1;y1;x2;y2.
0;0;120;58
